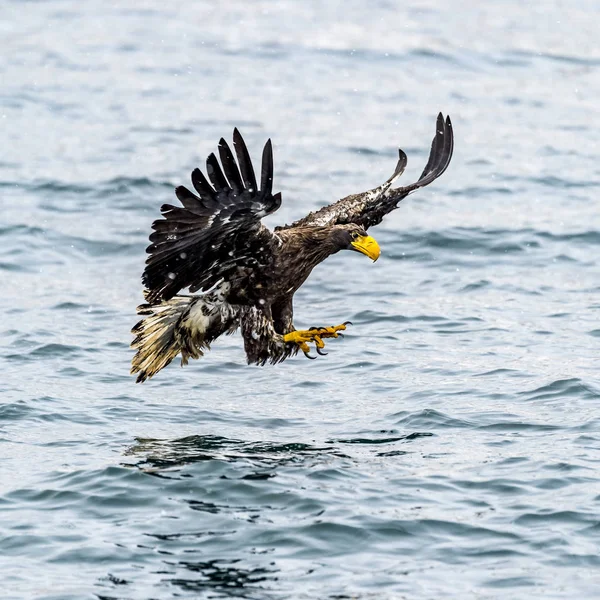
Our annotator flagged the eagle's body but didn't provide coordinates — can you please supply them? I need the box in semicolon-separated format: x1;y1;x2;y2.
131;114;453;382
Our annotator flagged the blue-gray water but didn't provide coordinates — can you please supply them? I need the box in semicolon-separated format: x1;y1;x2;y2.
2;1;600;598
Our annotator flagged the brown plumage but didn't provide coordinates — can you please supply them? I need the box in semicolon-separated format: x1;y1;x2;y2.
131;114;454;382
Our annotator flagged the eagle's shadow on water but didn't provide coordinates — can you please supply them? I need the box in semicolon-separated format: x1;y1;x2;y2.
113;433;432;599
164;559;277;599
106;437;329;599
97;559;278;600
121;434;353;477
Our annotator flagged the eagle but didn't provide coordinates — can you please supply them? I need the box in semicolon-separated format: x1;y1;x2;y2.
131;113;453;382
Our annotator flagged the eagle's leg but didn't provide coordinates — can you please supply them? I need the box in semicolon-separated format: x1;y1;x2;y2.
283;322;351;359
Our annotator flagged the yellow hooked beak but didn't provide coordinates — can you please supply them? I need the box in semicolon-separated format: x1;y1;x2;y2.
351;235;381;262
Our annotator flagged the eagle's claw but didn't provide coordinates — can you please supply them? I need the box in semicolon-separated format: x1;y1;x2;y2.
309;323;350;339
314;335;328;356
283;323;350;359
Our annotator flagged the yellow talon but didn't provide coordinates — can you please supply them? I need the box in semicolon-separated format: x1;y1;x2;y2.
283;322;351;359
298;341;314;358
283;330;313;344
313;335;328;356
309;322;350;338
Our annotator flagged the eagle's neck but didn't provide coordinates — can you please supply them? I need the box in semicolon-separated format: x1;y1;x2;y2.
281;226;340;261
273;227;341;296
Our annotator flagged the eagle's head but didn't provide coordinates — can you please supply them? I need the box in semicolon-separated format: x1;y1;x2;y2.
331;223;381;262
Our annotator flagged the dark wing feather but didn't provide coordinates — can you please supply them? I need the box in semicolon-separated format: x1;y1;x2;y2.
142;131;282;302
191;168;219;208
260;139;274;197
281;113;453;231
233;128;258;191
206;152;229;192
218;139;243;192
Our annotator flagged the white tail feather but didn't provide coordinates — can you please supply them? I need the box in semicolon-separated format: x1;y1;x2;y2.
130;290;237;383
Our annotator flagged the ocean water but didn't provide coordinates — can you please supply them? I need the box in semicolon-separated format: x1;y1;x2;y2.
2;1;600;598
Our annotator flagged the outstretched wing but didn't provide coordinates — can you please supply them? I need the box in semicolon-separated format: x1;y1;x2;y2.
281;113;453;231
143;129;282;302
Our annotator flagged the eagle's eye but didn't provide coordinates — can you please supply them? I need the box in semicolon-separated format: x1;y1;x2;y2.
351;231;359;240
